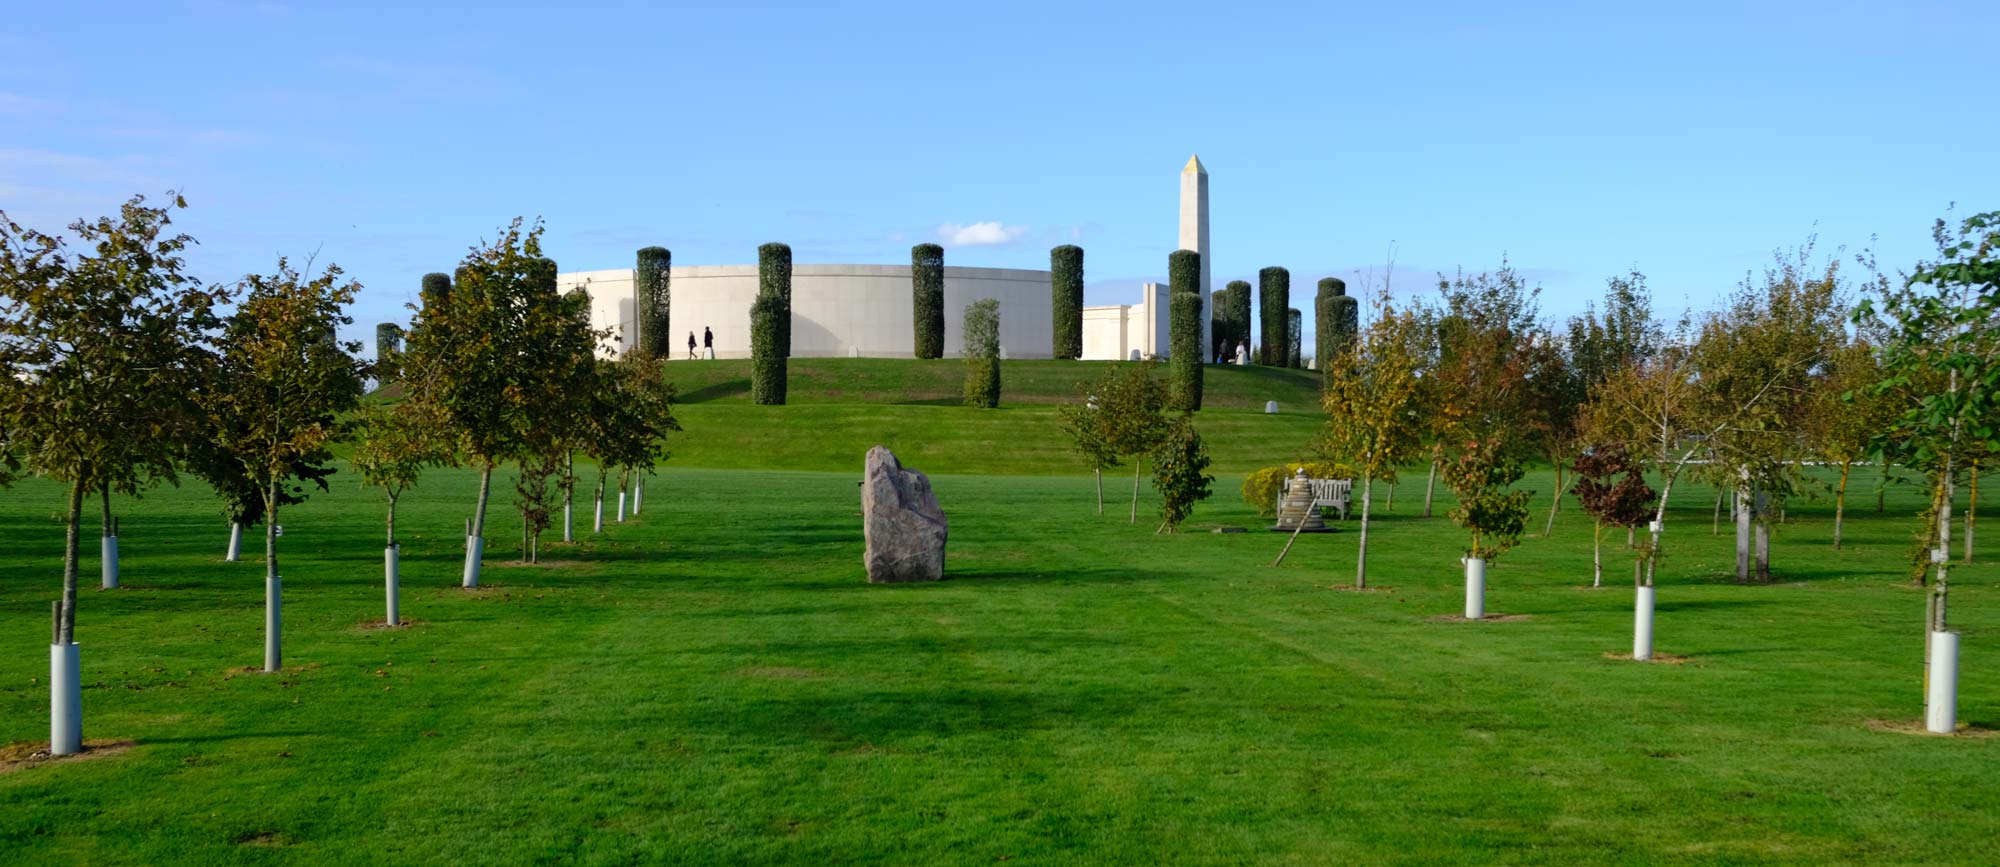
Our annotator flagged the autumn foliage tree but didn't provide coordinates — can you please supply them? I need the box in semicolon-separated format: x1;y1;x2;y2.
1318;299;1427;588
1572;444;1657;587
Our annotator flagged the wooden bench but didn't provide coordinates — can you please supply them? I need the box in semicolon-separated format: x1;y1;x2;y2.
1274;478;1353;520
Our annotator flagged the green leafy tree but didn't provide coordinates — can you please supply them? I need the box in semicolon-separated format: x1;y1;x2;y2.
1058;391;1120;514
1079;359;1171;523
1316;299;1427;588
1051;245;1083;359
0;193;222;752
1810;338;1898;549
635;246;671;356
354;398;452;549
912;243;944;359
582;353;683;529
1442;438;1533;562
209;258;366;671
962;298;1001;408
1258;267;1289;365
511;269;602;562
1693;244;1846;583
1167;250;1204;410
400;218;547;588
1860;210;2000;644
1151;414;1213;532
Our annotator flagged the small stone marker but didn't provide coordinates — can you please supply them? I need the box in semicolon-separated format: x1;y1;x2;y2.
1265;400;1279;414
861;446;948;583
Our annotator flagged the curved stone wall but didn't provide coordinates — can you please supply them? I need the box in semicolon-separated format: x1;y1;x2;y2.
560;264;1055;360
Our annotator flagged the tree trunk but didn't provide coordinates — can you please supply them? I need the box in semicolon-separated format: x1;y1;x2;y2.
1964;466;1978;565
1544;463;1564;536
1834;463;1850;550
1592;522;1602;588
593;475;605;533
1386;481;1395;511
1712;490;1724;536
1130;461;1141;525
1094;468;1103;515
1754;516;1771;583
1422;458;1437;517
465;463;492;588
386;494;398;547
1355;476;1373;589
563;451;574;543
1628;526;1635;548
264;480;282;672
1734;485;1752;583
99;481;118;590
58;481;83;643
1879;463;1889;513
523;510;531;564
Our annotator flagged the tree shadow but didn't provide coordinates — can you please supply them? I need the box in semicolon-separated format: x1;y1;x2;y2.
676;379;753;404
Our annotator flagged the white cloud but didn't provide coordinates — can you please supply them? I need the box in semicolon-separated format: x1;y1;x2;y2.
937;221;1028;247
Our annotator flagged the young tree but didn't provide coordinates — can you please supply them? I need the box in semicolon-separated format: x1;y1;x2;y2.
1693;244;1846;583
401;219;546;588
1572;443;1657;588
963;298;1000;408
1809;338;1896;549
635;246;671;356
1058;392;1120;513
352;397;452;626
1258;267;1290;365
1442;437;1534;619
1167;250;1204;411
208;259;366;671
1318;300;1427;588
1861;210;2000;731
581;352;682;533
1151;414;1213;532
1087;360;1171;523
0;193;223;754
912;243;944;359
1556;269;1661;535
1051;245;1083;359
511;265;600;562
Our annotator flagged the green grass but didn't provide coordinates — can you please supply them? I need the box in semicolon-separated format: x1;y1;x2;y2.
2;456;1996;865
657;357;1324;411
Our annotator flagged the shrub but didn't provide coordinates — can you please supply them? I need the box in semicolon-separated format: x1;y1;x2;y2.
1316;277;1358;375
635;246;671;356
1151;414;1214;532
749;294;786;404
962;298;1001;407
1051;245;1083;359
1242;461;1358;517
1258;267;1289;365
758;243;791;358
912;243;944;359
1167;250;1203;411
1286;308;1303;368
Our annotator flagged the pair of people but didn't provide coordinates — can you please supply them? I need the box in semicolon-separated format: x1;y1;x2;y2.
685;327;715;360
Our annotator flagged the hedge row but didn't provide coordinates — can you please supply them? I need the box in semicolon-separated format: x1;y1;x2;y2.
912;244;944;359
1051;245;1083;359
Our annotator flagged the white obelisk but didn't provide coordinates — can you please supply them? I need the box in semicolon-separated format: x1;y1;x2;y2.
1179;154;1211;360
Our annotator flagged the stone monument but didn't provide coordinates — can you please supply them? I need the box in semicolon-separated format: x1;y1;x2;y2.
861;446;948;583
1180;154;1211;360
1273;469;1329;533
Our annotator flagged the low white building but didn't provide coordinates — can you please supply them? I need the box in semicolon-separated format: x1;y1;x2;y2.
560;263;1166;362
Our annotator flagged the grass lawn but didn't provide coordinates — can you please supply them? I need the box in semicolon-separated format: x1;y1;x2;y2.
2;447;1995;864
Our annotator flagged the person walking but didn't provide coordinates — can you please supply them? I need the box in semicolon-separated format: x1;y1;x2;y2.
1234;341;1249;365
687;331;698;360
703;326;715;359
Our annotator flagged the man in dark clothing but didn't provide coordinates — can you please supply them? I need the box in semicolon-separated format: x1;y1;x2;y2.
703;327;714;359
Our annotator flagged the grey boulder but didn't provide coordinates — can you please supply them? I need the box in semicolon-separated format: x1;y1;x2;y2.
861;446;948;583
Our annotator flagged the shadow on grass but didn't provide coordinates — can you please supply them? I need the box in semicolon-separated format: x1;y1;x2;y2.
678;684;1149;745
676;379;753;404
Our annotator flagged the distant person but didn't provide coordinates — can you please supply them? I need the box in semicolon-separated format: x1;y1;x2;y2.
1235;342;1249;365
687;331;698;360
703;326;715;359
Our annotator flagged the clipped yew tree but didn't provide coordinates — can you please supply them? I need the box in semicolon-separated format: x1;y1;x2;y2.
375;322;403;379
1225;279;1252;358
0;193;221;755
1258;266;1290;364
751;308;786;405
758;242;792;357
635;246;671;356
1286;308;1303;368
1209;290;1228;359
1051;244;1083;359
963;298;1001;407
1167;249;1204;411
912;243;944;359
1316;277;1358;370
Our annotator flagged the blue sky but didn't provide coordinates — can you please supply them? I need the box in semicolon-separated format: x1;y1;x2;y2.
4;1;1996;351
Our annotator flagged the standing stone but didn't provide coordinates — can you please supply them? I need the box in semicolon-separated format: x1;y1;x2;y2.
862;446;948;583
